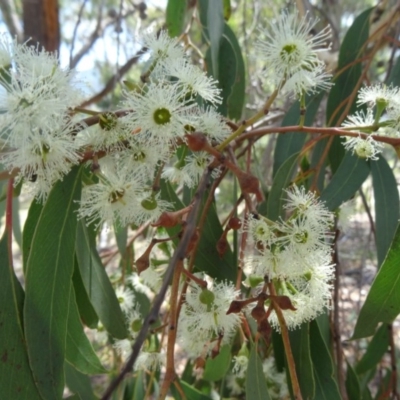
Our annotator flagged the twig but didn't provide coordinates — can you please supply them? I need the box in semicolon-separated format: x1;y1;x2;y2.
69;0;88;68
100;168;213;400
388;324;400;399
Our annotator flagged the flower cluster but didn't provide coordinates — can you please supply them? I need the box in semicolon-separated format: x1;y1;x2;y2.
244;186;334;329
256;10;332;96
0;38;83;199
341;83;400;160
178;279;242;358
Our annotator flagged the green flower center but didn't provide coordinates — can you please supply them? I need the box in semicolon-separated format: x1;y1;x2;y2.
141;196;158;210
132;151;146;162
153;107;172;125
131;319;142;333
294;230;308;244
99;113;118;131
108;189;125;204
280;43;300;63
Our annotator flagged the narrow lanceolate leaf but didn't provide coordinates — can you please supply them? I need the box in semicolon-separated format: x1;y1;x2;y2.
289;323;315;400
371;156;400;267
352;224;400;339
203;345;231;382
319;153;370;211
22;199;44;274
66;287;106;375
24;166;83;400
345;361;361;400
75;221;127;339
207;0;224;79
273;91;325;176
356;323;389;374
246;346;272;400
267;152;299;221
0;233;42;399
310;320;341;400
64;362;96;400
166;0;187;37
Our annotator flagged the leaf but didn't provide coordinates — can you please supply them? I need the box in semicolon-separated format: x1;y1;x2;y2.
267;152;299;221
12;196;22;248
387;56;400;86
22;199;44;274
65;362;95;400
72;259;99;329
207;0;224;79
346;361;361;400
273;91;325;176
223;0;231;20
352;223;400;339
66;286;106;375
205;23;245;119
326;8;373;172
203;345;231;382
114;220;128;257
246;346;272;400
0;233;42;400
289;323;315;399
75;221;128;339
371;156;400;267
166;0;187;37
310;320;341;400
319;152;370;211
179;381;213;400
23;166;83;400
356;323;389;374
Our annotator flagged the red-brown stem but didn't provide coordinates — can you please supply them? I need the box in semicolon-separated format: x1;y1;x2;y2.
388;324;400;399
181;268;207;288
158;260;184;400
268;282;303;400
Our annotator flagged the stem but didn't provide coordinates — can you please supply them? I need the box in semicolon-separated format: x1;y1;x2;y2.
216;88;279;151
6;178;13;264
158;259;183;400
268;282;303;400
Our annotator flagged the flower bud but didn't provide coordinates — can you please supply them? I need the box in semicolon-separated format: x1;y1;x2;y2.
185;132;208;151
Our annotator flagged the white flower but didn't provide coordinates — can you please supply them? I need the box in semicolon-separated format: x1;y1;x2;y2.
181;152;214;188
115;286;135;314
122;83;193;145
337;200;355;233
263;358;290;399
245;215;277;246
256;10;331;88
126;306;143;339
343;135;383;160
134;351;165;372
232;355;248;378
1;119;82;201
342;109;375;131
142;30;185;65
114;339;132;360
194;106;231;142
357;84;399;108
178;280;241;358
128;266;163;295
0;34;12;68
162;58;222;105
78;157;143;227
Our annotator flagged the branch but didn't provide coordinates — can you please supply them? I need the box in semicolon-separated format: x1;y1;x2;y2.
100;168;213;400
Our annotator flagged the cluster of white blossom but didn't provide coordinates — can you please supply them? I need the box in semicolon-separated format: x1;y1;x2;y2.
245;186;335;329
0;39;83;200
177;278;242;358
341;84;400;160
256;10;332;97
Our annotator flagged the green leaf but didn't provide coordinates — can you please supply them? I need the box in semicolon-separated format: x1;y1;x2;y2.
179;381;213;400
346;361;361;400
326;8;373;173
76;221;128;339
273;91;325;175
246;346;271;400
205;23;245;119
114;220;128;257
310;320;341;400
326;8;373;127
207;0;224;79
267;152;299;221
289;323;315;399
0;233;42;400
371;156;400;267
320;153;370;211
203;345;231;382
12;196;22;248
356;323;389;374
387;56;400;86
72;259;98;329
23;166;83;400
22;199;44;274
352;223;400;339
223;0;231;20
166;0;187;37
65;362;95;400
66;286;106;375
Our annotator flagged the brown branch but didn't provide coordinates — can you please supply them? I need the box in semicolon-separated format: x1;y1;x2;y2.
100;167;213;400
